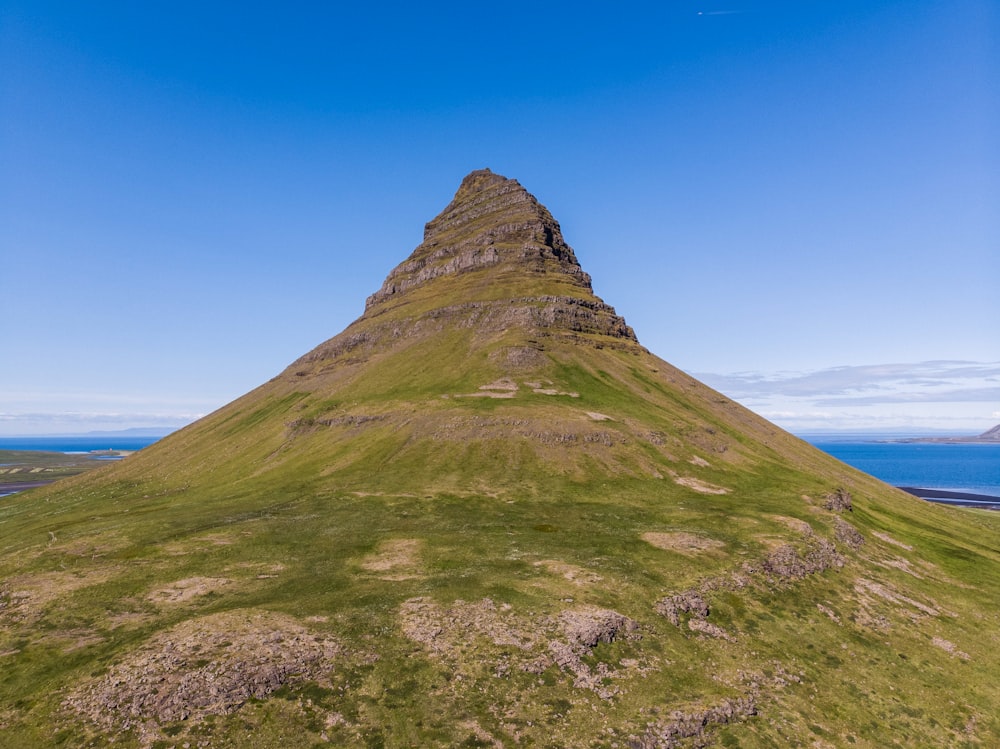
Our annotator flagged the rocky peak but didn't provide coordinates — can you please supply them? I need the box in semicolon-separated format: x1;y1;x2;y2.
365;169;595;311
296;170;637;368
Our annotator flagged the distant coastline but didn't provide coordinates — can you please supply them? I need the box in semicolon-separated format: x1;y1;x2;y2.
898;487;1000;509
804;435;1000;504
886;423;1000;445
0;435;164;453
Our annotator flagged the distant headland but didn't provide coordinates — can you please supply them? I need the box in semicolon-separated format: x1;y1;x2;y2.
890;423;1000;444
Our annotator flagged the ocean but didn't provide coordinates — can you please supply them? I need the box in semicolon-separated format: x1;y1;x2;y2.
0;436;163;453
805;438;1000;499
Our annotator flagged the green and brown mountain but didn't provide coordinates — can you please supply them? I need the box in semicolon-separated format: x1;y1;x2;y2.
2;169;999;748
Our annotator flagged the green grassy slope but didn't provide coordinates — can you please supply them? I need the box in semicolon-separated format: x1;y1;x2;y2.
2;171;997;747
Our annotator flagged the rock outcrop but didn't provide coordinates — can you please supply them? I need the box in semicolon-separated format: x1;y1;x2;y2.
366;169;595;310
293;169;636;369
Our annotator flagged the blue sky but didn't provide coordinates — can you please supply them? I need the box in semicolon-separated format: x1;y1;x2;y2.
1;1;997;435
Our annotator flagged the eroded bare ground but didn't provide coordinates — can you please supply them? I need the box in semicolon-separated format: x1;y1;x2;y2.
359;538;423;579
641;531;725;554
671;475;729;495
0;567;120;624
400;597;647;700
12;487;983;747
147;576;232;604
64;609;342;745
533;558;604;585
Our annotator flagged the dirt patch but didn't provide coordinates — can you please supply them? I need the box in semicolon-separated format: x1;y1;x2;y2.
854;578;940;620
931;636;970;660
688;617;735;642
360;538;423;580
227;561;286;579
872;531;913;551
534;559;603;586
39;628;104;653
816;603;842;624
523;379;578;397
161;531;251;556
769;515;814;536
642;532;725;554
147;577;231;604
875;556;924;578
1;568;118;624
400;598;645;699
107;610;157;630
50;535;128;558
400;597;535;654
673;476;729;495
480;378;518;392
585;411;611;421
64;609;341;740
689;455;711;467
459;719;504;748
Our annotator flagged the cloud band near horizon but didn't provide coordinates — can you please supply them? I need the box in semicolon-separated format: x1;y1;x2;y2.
694;360;1000;433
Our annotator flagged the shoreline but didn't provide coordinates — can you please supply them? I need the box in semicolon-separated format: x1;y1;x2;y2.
898;486;1000;509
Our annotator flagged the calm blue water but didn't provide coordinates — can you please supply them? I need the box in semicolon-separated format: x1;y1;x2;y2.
0;436;161;454
807;440;1000;498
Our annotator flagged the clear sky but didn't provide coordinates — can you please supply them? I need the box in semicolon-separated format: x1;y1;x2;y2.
2;1;997;436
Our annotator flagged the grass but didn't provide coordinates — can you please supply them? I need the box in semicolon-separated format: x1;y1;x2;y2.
4;423;998;747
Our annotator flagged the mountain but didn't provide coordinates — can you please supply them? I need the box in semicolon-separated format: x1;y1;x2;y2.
896;423;1000;444
2;170;999;748
980;423;1000;441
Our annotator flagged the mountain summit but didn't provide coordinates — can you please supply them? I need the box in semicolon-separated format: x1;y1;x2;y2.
367;168;600;311
298;168;634;370
2;171;999;748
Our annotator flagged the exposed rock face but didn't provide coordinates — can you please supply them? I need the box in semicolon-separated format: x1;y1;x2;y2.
399;598;643;700
294;169;636;369
630;693;759;748
65;611;341;736
834;517;865;549
763;539;844;579
366;169;595;310
655;590;710;626
824;487;853;512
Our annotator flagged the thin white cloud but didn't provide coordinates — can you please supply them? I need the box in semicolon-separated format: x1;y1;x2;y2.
815;387;1000;407
693;360;1000;432
0;412;204;423
698;361;1000;401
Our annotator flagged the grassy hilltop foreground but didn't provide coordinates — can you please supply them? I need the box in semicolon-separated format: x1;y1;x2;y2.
2;170;999;748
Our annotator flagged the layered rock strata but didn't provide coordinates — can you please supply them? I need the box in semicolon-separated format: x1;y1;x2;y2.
294;170;636;369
